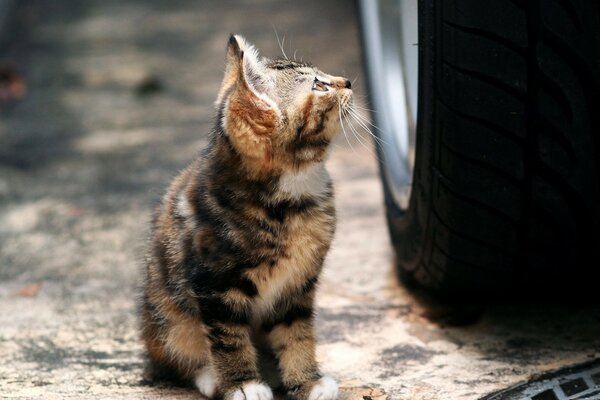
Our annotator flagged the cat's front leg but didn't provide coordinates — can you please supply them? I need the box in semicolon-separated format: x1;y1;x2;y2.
263;292;339;400
206;317;273;400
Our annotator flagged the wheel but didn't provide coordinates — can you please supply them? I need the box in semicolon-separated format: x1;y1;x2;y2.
358;0;600;298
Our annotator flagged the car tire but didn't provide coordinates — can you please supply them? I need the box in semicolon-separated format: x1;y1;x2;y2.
360;0;600;298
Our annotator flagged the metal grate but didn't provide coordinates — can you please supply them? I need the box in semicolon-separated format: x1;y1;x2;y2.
483;360;600;400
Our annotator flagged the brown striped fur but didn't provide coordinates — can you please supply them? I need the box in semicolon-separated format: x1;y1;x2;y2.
140;35;351;400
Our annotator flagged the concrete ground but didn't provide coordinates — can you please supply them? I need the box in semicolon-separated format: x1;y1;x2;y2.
1;1;599;399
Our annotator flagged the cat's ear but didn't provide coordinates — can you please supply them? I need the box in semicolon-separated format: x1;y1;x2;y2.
217;35;279;116
218;35;280;163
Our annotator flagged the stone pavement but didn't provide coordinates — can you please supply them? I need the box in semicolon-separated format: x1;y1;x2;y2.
1;1;599;399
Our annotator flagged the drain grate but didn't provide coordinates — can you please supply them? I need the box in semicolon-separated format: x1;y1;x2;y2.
482;359;600;400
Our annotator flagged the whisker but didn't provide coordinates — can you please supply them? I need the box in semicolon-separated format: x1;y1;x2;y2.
350;94;378;107
352;103;377;113
349;107;384;134
343;109;375;149
346;114;372;150
280;36;288;59
348;108;381;131
348;108;386;144
339;104;359;156
272;25;288;60
349;105;377;122
345;113;385;163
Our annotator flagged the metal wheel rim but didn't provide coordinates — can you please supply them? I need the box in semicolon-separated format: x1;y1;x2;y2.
359;0;419;212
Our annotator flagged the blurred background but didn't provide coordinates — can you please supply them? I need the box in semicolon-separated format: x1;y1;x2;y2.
1;1;599;400
0;0;365;284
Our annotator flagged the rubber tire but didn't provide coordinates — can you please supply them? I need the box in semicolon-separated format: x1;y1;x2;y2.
373;0;600;298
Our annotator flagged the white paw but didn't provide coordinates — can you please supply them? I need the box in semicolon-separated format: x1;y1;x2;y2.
194;365;217;398
308;376;339;400
229;381;273;400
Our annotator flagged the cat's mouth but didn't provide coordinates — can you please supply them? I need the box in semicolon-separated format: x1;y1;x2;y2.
337;90;353;119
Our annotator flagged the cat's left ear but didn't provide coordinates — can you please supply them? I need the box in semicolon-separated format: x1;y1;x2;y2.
218;35;281;163
218;35;280;122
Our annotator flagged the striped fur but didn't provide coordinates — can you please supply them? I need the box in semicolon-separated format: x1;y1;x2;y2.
140;35;351;400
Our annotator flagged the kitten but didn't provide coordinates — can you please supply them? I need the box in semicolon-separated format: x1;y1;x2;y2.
140;35;352;400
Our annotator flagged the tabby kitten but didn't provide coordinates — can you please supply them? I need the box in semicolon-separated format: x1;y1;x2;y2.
140;35;352;400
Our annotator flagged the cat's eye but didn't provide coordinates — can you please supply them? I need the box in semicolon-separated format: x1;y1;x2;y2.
312;77;329;92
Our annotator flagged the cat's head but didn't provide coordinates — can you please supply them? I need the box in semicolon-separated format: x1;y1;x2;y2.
216;34;352;174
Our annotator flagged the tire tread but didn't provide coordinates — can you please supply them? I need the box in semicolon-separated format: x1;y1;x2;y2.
382;0;600;296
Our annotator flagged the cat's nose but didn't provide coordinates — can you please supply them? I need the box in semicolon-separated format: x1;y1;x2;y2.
333;78;352;90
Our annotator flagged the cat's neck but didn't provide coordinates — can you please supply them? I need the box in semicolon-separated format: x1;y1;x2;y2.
207;131;278;183
274;162;330;202
205;131;330;202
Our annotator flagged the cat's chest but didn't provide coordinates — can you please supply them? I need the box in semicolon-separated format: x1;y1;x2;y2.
248;211;334;318
247;167;335;318
276;162;330;200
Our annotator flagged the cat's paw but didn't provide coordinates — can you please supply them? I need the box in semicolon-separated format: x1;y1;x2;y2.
307;376;339;400
194;365;217;398
226;381;273;400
